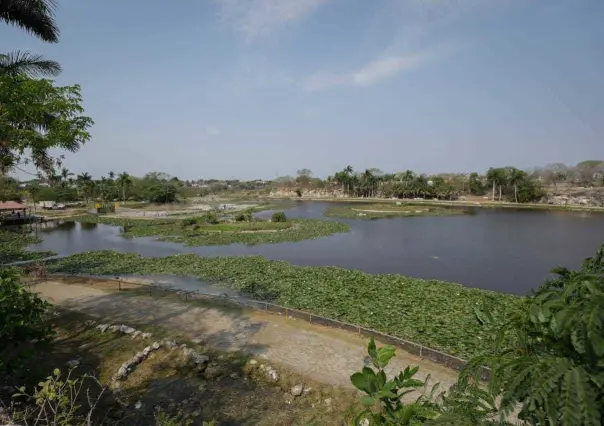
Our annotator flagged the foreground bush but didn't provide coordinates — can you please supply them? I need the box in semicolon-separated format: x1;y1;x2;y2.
0;268;53;346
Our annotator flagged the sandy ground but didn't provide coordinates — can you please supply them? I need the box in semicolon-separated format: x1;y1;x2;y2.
31;280;459;397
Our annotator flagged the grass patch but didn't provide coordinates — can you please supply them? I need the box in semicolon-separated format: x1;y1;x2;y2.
46;250;522;359
70;215;349;246
0;229;57;264
324;204;466;220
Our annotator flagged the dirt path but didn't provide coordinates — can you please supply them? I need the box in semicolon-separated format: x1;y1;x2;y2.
32;280;459;395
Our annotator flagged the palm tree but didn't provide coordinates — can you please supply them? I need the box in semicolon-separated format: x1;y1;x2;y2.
1;0;59;42
0;51;60;77
1;0;61;77
486;168;506;202
506;167;526;203
117;172;132;202
76;172;93;203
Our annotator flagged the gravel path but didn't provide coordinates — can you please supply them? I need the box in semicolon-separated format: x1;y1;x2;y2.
32;280;459;395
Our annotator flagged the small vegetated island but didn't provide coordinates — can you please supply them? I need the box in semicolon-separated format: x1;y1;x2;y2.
72;211;349;246
324;203;465;220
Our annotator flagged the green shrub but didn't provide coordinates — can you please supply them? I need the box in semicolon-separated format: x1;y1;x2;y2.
182;217;197;226
202;211;219;225
271;212;287;222
234;213;246;222
0;268;54;345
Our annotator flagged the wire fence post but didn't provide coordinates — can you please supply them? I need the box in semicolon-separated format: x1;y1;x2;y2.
118;280;121;291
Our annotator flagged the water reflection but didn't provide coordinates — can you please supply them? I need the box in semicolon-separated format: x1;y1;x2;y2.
26;202;604;295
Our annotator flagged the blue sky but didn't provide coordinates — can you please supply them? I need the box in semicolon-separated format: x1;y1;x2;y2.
2;0;603;180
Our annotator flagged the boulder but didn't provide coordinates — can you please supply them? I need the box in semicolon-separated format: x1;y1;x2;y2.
290;384;304;397
96;324;110;333
119;325;136;334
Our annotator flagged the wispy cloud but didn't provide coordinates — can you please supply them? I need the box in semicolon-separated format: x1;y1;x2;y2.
303;52;430;92
218;0;329;43
206;127;221;136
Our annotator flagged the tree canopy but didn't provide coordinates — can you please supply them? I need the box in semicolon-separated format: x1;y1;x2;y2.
0;74;94;176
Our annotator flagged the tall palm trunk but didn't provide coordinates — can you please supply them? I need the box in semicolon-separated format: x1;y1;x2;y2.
492;181;495;201
122;185;126;202
514;184;518;203
499;185;502;201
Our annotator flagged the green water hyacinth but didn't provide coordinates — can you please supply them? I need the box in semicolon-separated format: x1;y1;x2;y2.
47;250;522;359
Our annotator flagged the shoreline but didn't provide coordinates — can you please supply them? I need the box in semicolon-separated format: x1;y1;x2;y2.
261;196;604;213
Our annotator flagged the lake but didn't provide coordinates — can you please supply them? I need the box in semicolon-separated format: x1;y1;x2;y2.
27;201;604;295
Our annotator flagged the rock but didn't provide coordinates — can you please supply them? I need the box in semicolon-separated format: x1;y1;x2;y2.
116;365;128;380
324;398;332;406
66;359;80;368
140;332;152;339
151;341;161;350
266;367;279;382
283;393;295;404
204;365;223;380
359;419;370;426
134;401;142;410
96;324;109;333
229;372;239;379
161;338;178;349
108;325;120;333
131;331;142;339
290;384;304;397
119;325;136;334
192;337;203;345
249;359;258;365
84;320;96;326
302;386;312;395
134;351;146;363
143;346;152;356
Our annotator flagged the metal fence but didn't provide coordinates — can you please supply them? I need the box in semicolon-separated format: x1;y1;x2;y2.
23;269;489;378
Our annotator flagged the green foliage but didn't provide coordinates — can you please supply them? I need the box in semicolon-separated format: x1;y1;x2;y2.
46;250;519;358
468;173;485;196
463;245;604;425
0;74;93;175
350;338;439;425
202;211;219;225
70;215;349;247
0;229;56;264
11;368;106;426
271;211;287;222
0;268;53;346
234;212;246;221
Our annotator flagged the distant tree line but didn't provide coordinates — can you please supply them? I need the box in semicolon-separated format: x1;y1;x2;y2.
272;160;604;203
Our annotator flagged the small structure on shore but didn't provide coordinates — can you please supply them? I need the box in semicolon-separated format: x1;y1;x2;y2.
0;201;38;226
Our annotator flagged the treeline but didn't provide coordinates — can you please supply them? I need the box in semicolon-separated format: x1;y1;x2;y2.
2;171;189;204
274;161;604;203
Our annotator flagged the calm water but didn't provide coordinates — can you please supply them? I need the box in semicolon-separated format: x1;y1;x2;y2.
28;202;604;295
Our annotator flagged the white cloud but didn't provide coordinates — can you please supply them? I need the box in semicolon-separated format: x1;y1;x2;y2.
218;0;329;43
206;127;221;136
303;52;429;92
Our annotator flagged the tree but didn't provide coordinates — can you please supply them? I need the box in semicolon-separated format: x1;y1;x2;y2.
0;74;94;176
486;168;507;201
0;0;59;43
506;167;526;203
76;172;93;203
117;172;132;202
1;0;61;77
296;168;313;186
464;245;604;425
541;163;568;188
469;172;485;196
